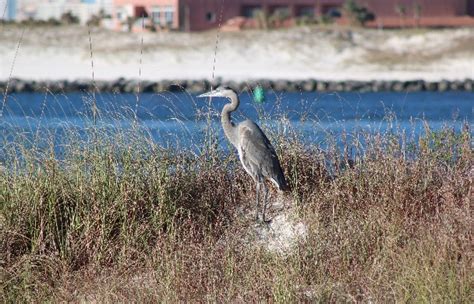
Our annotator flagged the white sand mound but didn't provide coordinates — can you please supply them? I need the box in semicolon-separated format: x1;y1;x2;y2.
252;196;308;255
255;212;307;255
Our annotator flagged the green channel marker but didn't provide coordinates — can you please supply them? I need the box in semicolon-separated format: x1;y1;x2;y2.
253;86;265;103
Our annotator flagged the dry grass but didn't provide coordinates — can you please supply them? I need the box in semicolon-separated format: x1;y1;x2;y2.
0;110;472;302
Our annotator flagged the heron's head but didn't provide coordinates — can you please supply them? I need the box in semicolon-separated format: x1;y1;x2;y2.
197;86;236;99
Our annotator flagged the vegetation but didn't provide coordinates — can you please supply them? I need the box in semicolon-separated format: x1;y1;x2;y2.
318;14;335;26
343;0;376;26
268;8;291;28
0;12;80;27
413;2;422;28
395;4;408;28
0;97;472;301
60;12;80;25
86;9;110;27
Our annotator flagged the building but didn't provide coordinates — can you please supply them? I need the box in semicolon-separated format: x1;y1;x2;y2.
5;0;17;21
3;0;114;24
113;0;474;31
113;0;340;31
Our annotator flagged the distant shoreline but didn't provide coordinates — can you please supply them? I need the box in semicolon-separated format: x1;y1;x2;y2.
1;78;473;94
2;27;473;86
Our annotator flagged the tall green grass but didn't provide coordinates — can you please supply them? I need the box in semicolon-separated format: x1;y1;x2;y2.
0;93;472;302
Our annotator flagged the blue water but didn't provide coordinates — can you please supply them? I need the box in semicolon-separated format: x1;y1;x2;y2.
0;91;472;153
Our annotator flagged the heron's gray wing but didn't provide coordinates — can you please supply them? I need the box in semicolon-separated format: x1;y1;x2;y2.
239;121;288;190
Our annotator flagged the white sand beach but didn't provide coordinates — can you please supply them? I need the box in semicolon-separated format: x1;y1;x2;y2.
1;25;473;82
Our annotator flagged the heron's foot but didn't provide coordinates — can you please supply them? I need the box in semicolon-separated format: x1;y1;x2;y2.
255;214;272;225
262;212;272;224
254;218;271;227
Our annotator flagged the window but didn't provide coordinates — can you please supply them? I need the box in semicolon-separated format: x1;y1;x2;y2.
242;5;262;18
151;6;161;24
270;6;290;19
116;7;126;21
326;8;341;18
296;6;315;17
322;5;342;18
163;6;174;25
206;12;216;22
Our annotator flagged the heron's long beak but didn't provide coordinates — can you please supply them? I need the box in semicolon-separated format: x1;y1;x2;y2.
197;90;220;98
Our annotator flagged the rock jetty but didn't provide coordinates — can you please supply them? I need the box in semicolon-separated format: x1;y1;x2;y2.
1;78;473;94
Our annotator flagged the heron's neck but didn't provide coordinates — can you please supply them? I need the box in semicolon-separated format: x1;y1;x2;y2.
221;92;239;147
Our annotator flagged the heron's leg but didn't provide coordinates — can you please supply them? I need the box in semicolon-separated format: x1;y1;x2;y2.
255;181;260;220
262;183;269;222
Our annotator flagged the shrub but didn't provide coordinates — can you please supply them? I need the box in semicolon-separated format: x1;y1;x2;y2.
343;0;376;26
0;96;471;301
60;12;80;25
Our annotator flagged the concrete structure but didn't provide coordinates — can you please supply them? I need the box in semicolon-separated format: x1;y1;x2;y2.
112;0;474;31
3;0;114;24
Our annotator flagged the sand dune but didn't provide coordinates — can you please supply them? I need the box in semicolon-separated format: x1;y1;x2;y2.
1;25;473;82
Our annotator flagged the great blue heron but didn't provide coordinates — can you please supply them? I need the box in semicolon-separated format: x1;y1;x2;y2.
198;87;290;222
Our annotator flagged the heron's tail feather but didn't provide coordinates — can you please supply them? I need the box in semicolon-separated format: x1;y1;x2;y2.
271;176;291;192
278;181;291;192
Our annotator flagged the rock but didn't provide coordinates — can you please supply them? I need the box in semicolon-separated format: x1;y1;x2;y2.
114;78;128;92
272;80;289;91
343;81;361;92
222;80;241;91
438;80;450;92
359;84;372;93
371;81;385;92
92;80;106;92
464;79;473;91
316;81;328;92
383;81;396;91
286;82;300;92
162;81;181;92
256;79;272;91
141;81;155;93
392;81;405;92
405;80;424;92
178;80;188;90
157;80;170;92
187;80;206;93
209;77;222;90
22;81;34;92
123;79;139;93
326;81;339;92
12;79;26;92
240;82;254;92
335;82;345;92
46;81;62;93
167;83;184;92
424;82;437;91
301;79;316;92
450;81;463;91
